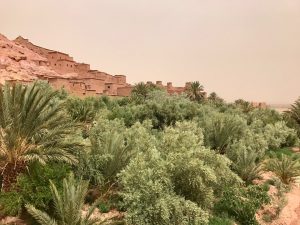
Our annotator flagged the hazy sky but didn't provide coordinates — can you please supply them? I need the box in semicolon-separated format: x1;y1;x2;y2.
1;0;300;104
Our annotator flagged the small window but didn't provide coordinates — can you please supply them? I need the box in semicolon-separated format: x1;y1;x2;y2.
54;63;56;66
107;86;110;89
67;64;68;67
70;65;72;68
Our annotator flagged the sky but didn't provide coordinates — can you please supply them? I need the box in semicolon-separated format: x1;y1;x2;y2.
1;0;300;104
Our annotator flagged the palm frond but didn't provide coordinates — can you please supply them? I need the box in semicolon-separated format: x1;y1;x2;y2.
0;82;79;190
25;204;58;225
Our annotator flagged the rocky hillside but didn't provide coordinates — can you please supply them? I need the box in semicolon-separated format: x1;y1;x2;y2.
0;34;65;85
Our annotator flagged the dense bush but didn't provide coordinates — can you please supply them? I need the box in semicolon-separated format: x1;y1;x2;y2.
108;91;200;129
0;163;70;216
120;121;241;224
119;148;209;225
208;216;234;225
215;185;270;225
160;122;241;207
264;121;298;149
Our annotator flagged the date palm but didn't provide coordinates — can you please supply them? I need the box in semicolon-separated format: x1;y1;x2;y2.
284;98;300;138
289;98;300;125
0;83;77;191
131;82;161;102
131;82;148;100
266;154;300;184
186;81;205;102
26;173;105;225
66;98;96;123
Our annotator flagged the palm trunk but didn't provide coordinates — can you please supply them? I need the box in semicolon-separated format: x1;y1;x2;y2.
1;161;26;192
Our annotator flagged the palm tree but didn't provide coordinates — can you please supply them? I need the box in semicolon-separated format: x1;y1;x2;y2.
66;98;96;123
266;154;300;184
131;82;161;102
204;115;244;154
186;81;206;102
283;98;300;138
77;131;134;188
233;150;262;184
289;98;300;124
131;82;149;102
208;92;218;101
0;83;77;191
26;173;105;225
208;92;224;105
234;99;254;113
90;132;134;184
285;98;300;128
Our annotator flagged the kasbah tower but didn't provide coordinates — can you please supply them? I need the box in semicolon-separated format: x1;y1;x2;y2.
13;36;189;97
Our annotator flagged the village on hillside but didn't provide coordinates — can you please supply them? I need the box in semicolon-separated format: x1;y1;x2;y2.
1;34;190;97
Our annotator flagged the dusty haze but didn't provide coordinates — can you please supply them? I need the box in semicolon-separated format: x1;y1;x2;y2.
1;0;299;104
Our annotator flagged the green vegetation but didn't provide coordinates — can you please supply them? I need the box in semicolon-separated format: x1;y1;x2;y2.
266;154;300;184
186;81;206;102
214;185;270;225
26;173;103;225
0;83;78;192
0;162;70;216
0;81;299;224
284;98;300;137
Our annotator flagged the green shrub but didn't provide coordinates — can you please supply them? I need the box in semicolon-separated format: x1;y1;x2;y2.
98;201;109;213
215;185;270;225
0;191;22;216
119;148;209;225
266;147;300;160
208;216;234;225
119;122;241;224
160;122;241;208
0;163;70;217
264;121;298;149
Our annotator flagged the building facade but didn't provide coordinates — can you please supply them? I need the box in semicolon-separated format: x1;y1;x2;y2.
13;36;189;97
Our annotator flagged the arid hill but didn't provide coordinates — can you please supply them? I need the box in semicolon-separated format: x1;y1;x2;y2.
0;34;64;85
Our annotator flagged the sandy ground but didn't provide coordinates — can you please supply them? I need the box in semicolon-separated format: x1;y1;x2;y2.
269;185;300;225
267;148;300;225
